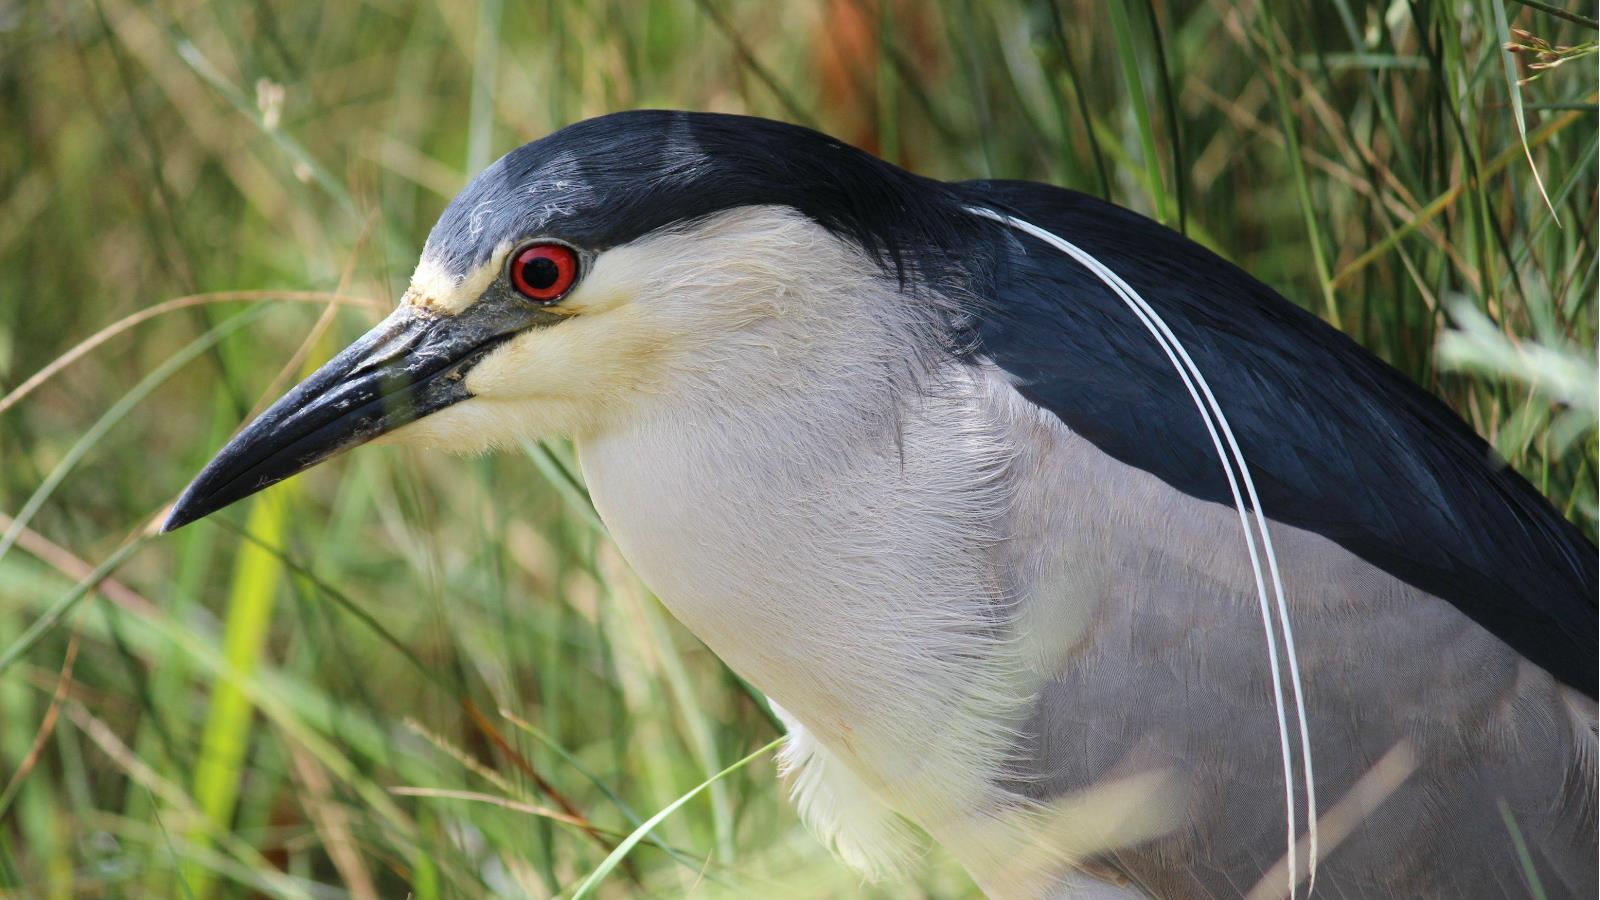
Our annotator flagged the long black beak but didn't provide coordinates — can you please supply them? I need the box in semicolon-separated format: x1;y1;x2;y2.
163;300;544;533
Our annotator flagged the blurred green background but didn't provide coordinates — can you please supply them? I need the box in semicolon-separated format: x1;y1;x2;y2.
0;0;1594;896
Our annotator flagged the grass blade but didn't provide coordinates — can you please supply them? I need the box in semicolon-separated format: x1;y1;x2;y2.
185;490;291;898
1491;0;1559;221
1107;0;1170;222
568;737;783;899
1254;5;1340;325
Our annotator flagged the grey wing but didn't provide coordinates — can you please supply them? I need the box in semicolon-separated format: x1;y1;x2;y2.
994;386;1598;899
955;177;1596;897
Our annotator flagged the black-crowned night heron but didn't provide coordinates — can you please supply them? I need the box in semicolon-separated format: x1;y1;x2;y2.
164;111;1597;899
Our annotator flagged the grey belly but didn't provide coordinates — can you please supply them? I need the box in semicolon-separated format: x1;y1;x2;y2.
997;429;1598;899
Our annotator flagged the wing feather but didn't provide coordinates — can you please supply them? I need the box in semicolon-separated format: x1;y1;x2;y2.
958;179;1597;695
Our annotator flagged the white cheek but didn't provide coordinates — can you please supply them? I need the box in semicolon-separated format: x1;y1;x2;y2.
379;314;653;452
374;394;597;453
464;319;596;399
467;306;663;402
371;401;503;453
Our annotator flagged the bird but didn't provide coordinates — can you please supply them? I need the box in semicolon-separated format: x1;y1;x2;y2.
164;110;1597;899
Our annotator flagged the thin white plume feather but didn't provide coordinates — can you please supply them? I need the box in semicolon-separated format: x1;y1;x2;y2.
966;205;1318;898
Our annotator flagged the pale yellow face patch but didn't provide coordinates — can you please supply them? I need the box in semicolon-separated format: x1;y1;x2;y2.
403;243;512;314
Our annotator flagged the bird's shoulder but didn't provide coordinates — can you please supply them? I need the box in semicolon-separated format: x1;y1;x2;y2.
953;178;1598;695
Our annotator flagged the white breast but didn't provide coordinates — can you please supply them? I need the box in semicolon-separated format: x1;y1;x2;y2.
578;358;1025;795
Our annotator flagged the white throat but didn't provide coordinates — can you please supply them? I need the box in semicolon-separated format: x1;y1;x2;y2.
573;209;1027;837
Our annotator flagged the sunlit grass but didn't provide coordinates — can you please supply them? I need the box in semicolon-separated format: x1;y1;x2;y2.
0;0;1594;896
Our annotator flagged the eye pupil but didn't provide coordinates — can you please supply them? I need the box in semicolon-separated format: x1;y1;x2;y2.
521;256;559;290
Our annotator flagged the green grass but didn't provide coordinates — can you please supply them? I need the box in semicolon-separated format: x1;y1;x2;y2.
0;0;1594;896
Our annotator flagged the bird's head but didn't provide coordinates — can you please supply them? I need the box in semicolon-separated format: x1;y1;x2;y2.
163;110;981;532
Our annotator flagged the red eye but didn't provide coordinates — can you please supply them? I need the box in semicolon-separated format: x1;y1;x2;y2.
509;242;579;302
